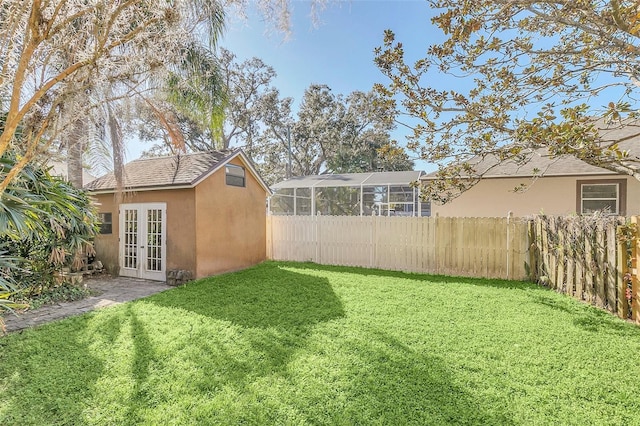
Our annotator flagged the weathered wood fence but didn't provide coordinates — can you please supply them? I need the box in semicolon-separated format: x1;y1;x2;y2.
267;214;640;323
527;215;629;318
267;215;530;280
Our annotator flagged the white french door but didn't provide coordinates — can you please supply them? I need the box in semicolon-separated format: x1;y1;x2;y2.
119;203;167;281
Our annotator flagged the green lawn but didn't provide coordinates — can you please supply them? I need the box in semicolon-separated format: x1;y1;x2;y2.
2;262;640;425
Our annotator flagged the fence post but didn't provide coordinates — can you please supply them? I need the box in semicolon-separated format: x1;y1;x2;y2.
316;213;321;264
605;222;617;313
595;222;606;309
370;213;376;268
548;217;558;289
267;216;272;259
632;216;640;323
564;219;575;297
557;218;565;292
617;223;630;320
584;225;595;304
527;219;537;281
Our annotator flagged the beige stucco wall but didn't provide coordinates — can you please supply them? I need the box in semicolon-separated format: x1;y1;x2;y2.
92;194;119;275
430;174;640;218
194;157;267;278
92;189;197;276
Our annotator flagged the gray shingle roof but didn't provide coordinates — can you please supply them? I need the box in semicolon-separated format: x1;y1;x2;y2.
423;119;640;179
85;150;234;191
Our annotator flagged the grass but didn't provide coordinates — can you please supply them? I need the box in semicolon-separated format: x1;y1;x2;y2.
1;261;640;425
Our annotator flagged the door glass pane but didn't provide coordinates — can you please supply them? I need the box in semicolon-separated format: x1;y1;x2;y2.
124;209;138;269
146;209;163;271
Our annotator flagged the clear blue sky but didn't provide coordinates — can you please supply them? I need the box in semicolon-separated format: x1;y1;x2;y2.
222;0;435;106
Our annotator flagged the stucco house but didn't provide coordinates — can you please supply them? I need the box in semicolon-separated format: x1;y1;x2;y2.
85;149;270;281
423;122;640;218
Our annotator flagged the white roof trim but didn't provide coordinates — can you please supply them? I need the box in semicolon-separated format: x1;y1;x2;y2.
88;185;194;195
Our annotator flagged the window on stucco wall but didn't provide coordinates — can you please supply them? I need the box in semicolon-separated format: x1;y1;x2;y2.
225;164;245;187
576;179;627;216
98;212;112;234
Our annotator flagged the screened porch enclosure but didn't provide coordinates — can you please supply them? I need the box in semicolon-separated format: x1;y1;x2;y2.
269;171;430;217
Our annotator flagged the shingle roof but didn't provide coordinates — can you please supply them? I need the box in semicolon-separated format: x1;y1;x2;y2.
85;150;234;191
423;119;640;179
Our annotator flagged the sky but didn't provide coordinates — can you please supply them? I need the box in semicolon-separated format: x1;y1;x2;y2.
221;0;435;108
127;0;441;171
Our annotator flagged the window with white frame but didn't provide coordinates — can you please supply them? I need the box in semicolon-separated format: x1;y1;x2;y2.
577;179;626;215
225;164;245;187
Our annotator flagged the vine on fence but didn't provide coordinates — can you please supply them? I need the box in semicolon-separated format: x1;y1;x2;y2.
617;222;636;318
531;213;628;317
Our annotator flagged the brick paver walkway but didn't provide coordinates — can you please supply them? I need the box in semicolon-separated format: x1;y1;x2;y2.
2;275;171;334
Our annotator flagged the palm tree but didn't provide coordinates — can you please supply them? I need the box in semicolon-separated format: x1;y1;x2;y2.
60;1;225;187
0;0;227;193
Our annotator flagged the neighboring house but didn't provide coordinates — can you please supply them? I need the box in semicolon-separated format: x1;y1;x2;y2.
85;149;270;281
422;123;640;217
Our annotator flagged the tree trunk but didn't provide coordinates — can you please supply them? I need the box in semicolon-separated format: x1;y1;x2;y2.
67;119;85;188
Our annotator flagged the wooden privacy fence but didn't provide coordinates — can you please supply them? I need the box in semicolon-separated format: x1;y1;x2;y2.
529;216;628;318
267;215;530;280
527;214;640;323
267;214;640;322
528;215;629;318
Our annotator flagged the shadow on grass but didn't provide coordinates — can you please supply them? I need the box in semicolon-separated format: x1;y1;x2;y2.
299;329;514;425
148;263;345;330
533;294;640;335
0;315;108;425
276;260;544;291
125;305;157;424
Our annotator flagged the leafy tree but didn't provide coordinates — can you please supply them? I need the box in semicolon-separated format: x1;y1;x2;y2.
0;0;230;193
138;47;274;155
218;48;280;151
374;0;640;203
254;84;414;184
139;52;414;184
328;91;414;173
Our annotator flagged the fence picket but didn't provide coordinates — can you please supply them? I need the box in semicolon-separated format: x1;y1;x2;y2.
557;220;566;292
606;223;617;313
617;224;630;319
633;216;640;322
595;223;606;308
584;227;595;304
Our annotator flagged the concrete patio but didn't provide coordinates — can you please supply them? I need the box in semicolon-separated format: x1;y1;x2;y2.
2;275;171;334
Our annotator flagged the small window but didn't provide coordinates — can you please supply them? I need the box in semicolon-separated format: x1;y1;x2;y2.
98;212;112;234
577;179;626;216
225;164;245;187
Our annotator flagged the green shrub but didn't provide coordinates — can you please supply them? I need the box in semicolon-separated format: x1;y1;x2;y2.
0;151;98;315
19;282;92;311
